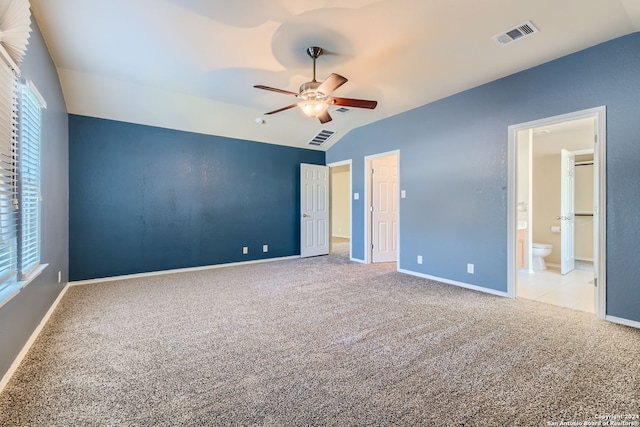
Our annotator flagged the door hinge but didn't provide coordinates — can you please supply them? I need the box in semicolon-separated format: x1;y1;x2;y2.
371;243;374;249
593;277;597;287
594;134;598;143
371;168;374;174
370;206;374;212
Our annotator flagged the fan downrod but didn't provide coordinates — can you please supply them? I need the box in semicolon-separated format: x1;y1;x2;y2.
306;46;323;82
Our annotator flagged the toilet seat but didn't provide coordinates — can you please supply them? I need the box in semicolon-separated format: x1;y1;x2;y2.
532;243;552;249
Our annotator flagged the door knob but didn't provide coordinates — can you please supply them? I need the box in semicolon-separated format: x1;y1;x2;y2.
303;214;310;218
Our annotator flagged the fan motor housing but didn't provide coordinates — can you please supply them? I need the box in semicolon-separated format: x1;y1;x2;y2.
299;81;324;100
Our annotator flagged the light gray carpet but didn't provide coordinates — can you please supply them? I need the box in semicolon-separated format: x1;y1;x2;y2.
1;245;639;426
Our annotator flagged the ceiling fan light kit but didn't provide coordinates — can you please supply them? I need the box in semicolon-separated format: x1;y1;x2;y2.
254;46;377;124
298;99;329;118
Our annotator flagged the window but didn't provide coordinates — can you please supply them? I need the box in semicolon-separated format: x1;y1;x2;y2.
0;59;18;293
0;59;46;302
18;80;46;278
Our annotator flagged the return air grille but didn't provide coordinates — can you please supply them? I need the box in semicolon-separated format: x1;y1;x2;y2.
492;20;539;45
308;129;336;146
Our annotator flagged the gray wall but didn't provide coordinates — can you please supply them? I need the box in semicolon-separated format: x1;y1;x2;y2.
0;18;69;379
327;32;640;322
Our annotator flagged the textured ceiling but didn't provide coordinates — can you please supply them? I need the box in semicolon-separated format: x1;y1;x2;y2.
29;0;640;150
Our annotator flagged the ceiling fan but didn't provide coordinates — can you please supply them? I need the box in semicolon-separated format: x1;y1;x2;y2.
254;46;378;124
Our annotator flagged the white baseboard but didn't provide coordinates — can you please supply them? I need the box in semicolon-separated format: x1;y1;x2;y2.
605;315;640;329
398;268;509;297
0;283;70;394
68;256;301;287
350;257;365;264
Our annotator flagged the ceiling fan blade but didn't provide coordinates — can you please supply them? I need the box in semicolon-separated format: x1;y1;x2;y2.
318;110;332;124
254;85;298;96
264;104;298;115
317;73;348;96
329;97;378;109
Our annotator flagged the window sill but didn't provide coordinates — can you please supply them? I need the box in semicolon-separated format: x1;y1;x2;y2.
0;264;49;309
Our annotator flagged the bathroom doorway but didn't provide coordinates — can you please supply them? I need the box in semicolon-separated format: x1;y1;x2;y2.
507;107;606;318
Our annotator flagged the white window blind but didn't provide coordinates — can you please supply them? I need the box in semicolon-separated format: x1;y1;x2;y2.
18;80;45;278
0;59;18;290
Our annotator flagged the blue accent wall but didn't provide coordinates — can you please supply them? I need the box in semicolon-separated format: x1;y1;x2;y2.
0;20;69;379
327;32;640;323
69;116;324;281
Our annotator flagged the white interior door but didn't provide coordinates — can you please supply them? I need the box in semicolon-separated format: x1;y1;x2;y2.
300;163;329;258
371;156;398;263
560;149;575;274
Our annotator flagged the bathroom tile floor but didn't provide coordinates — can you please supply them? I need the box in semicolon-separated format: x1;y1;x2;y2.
517;265;595;313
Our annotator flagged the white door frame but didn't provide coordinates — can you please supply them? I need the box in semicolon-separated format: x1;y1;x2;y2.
364;150;400;264
560;149;576;275
327;159;353;259
507;106;607;319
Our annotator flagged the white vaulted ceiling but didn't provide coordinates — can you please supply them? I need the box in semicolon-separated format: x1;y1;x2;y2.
29;0;640;150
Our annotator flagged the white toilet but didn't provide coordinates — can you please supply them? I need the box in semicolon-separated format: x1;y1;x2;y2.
531;243;553;270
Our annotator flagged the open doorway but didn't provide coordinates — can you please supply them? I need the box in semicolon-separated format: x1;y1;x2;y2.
329;161;351;257
364;151;399;264
508;107;606;318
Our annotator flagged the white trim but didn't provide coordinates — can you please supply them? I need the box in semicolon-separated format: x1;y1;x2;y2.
350;257;366;264
23;79;47;109
605;315;640;330
0;282;69;394
594;110;607;320
0;264;48;309
507;106;607;319
68;256;300;287
363;150;400;264
326;160;351;167
398;268;509;297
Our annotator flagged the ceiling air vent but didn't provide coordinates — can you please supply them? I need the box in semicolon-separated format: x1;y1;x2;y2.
308;130;336;147
333;107;350;114
492;20;539;46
